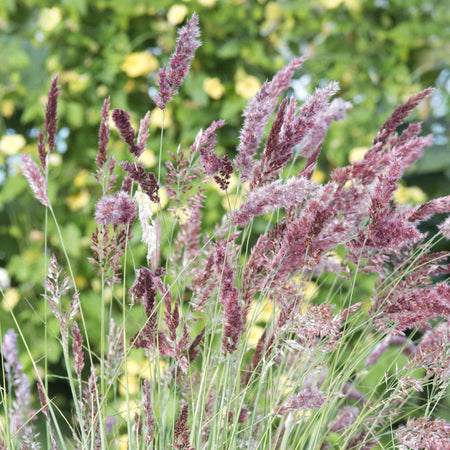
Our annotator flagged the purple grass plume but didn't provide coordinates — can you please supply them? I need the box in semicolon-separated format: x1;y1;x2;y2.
154;13;201;110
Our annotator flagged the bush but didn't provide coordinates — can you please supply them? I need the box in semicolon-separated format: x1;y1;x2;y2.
1;11;449;450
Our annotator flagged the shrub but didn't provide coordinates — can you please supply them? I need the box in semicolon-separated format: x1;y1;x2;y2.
2;12;449;449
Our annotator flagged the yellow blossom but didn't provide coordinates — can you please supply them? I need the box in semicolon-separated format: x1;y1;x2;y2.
140;150;157;168
247;325;265;348
151;187;168;214
96;85;108;97
150;107;172;129
121;52;158;78
167;4;188;26
118;435;129;450
60;71;89;93
74;275;88;290
222;194;241;211
48;153;62;167
394;185;427;205
235;73;261;100
209;172;238;194
2;288;20;311
0;134;26;155
74;169;89;187
38;7;62;32
198;0;217;6
265;2;284;23
312;169;326;184
66;190;90;211
247;298;275;324
29;230;44;242
320;0;344;8
173;207;191;225
1;100;14;117
348;146;368;164
203;77;225;99
119;358;167;396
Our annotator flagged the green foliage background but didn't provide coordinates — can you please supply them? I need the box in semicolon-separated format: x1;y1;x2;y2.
0;0;449;418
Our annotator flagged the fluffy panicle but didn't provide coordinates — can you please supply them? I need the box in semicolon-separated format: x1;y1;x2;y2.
365;335;416;366
2;330;36;443
275;388;329;416
374;88;433;147
173;405;193;450
89;225;131;285
232;177;322;226
112;108;150;158
406;195;450;223
396;417;450;450
215;241;244;353
94;98;118;192
438;216;450;239
120;161;159;202
94;191;136;226
165;145;206;216
43;254;80;348
235;57;306;181
21;154;49;207
196;120;225;175
72;321;84;376
45;75;60;154
79;368;102;449
96;97;110;170
329;406;360;432
407;321;449;382
142;380;155;447
105;318;124;383
155;13;201;110
37;380;57;449
136;191;159;267
129;268;170;353
37;130;46;171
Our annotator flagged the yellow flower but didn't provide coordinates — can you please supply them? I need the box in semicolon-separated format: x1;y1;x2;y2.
221;194;241;211
140;150;157;168
74;275;87;290
60;71;89;93
118;435;129;450
119;358;167;396
348;146;368;164
167;4;188;26
320;0;344;8
311;169;326;184
38;7;62;32
247;298;275;324
265;2;284;23
394;185;427;205
121;52;158;78
74;169;89;187
150;107;172;129
96;85;108;97
303;281;319;301
247;325;265;348
66;190;90;211
198;0;217;6
1;100;14;117
48;153;62;167
151;187;168;214
203;77;225;99
173;207;191;225
2;288;20;311
209;172;238;194
235;74;261;100
0;134;26;156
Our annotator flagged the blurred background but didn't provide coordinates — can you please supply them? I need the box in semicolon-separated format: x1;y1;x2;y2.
0;0;449;415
